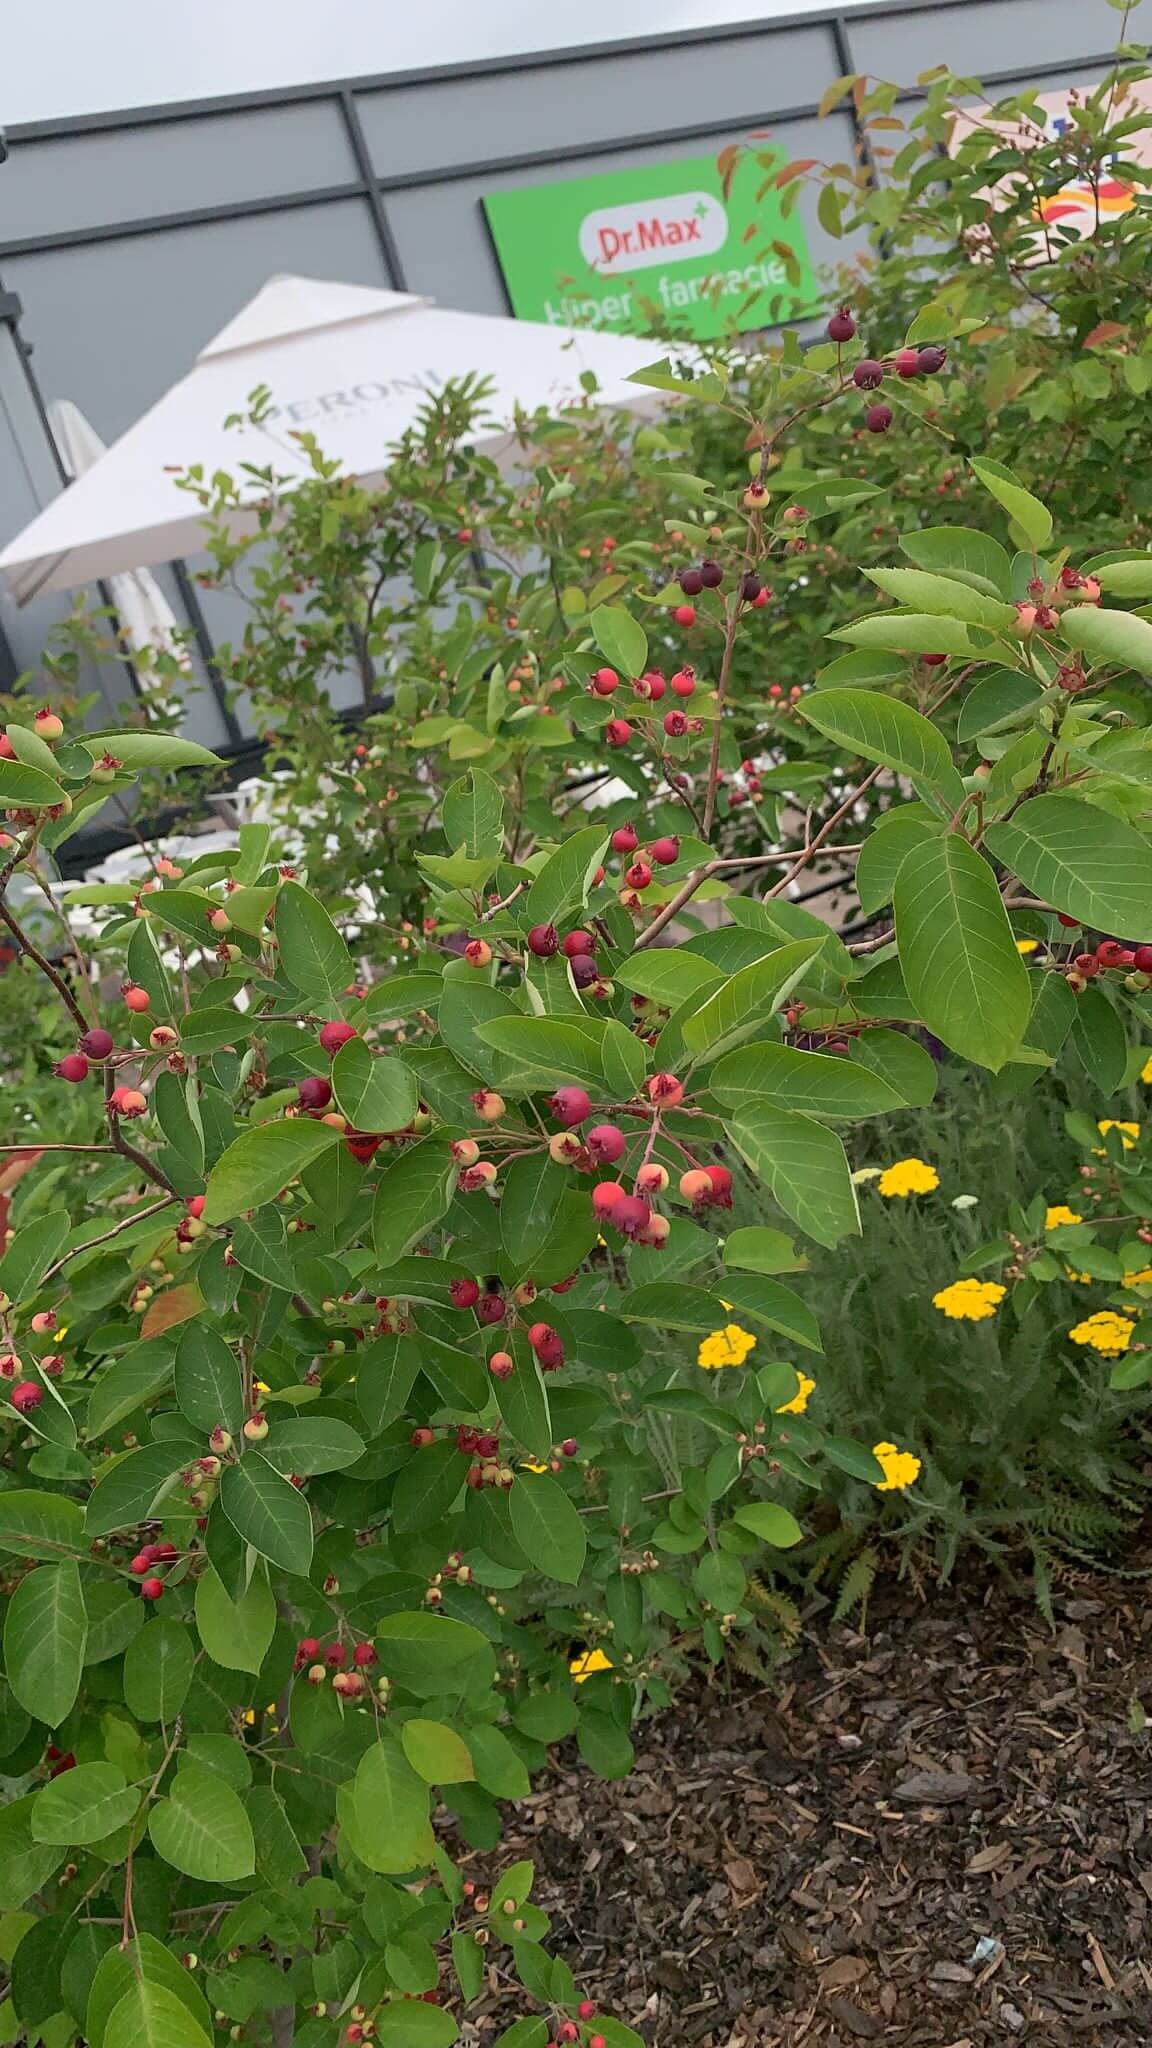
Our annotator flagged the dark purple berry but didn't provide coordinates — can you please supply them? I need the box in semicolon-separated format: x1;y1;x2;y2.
852;360;885;391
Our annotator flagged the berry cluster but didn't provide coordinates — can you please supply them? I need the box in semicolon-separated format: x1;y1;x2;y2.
824;308;946;437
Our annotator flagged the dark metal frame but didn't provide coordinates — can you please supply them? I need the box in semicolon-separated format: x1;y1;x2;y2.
0;0;1118;864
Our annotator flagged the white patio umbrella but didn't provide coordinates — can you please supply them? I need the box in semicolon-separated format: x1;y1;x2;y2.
47;399;193;672
1;275;666;603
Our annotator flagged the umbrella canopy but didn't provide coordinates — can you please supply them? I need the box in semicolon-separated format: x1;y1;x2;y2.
47;400;193;672
1;275;663;603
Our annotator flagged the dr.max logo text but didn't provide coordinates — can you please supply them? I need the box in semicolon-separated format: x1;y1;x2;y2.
579;192;727;276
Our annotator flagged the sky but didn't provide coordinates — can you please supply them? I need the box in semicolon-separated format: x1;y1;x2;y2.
3;0;864;125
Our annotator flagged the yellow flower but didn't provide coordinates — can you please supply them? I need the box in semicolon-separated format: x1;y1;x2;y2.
878;1157;940;1199
872;1441;921;1491
520;1459;549;1474
1068;1311;1135;1357
1124;1267;1152;1287
1142;1054;1152;1085
1064;1267;1094;1285
570;1648;613;1683
697;1323;757;1370
932;1277;1006;1321
1045;1206;1083;1231
1015;938;1039;955
776;1370;815;1415
1096;1120;1140;1152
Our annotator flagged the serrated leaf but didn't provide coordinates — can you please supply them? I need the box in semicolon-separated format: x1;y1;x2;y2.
0;1490;86;1559
0;761;67;807
203;1118;340;1225
520;825;609;930
442;770;504;858
1060;603;1152;675
391;1439;464;1535
0;1210;70;1305
893;834;1030;1069
800;688;966;809
259;1417;364;1476
728;1107;860;1248
220;1455;314;1575
710;1039;903;1118
356;1333;422;1435
865;566;1016;629
682;941;823;1063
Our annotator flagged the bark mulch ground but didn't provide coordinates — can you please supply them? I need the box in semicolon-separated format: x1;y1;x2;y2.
470;1572;1152;2046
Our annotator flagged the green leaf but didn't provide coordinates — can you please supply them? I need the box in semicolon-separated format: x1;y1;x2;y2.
715;1274;822;1353
220;1455;314;1575
520;825;609;931
87;1939;211;2048
391;1439;464;1535
710;1039;904;1118
728;1107;860;1248
800;689;966;809
203;1118;340;1225
0;761;67;807
1060;603;1152;675
194;1565;276;1674
849;1026;938;1107
86;1342;176;1441
148;1765;255;1882
493;1351;552;1460
955;668;1044;742
442;771;504;857
343;1739;433;1873
613;948;724;1006
855;812;938;916
374;1612;489;1686
865;567;1016;629
590;604;647;678
969;456;1052;549
1072;984;1128;1094
0;1490;86;1559
86;1443;192;1538
986;793;1152;934
175;1324;244;1435
682;942;823;1063
732;1501;804;1546
4;1562;86;1726
467;1723;530;1799
275;882;354;998
374;2003;457;2046
85;732;219;771
576;1713;634;1780
822;1437;885;1483
331;1041;418;1137
122;1619;194;1722
893;834;1030;1069
501;1154;567;1270
721;1226;805;1276
1096;559;1152;598
476;1015;606;1087
0;1796;64;1909
508;1472;587;1585
259;1417;364;1476
829;614;981;659
106;1980;211;2048
0;1211;69;1305
356;1333;422;1435
31;1764;139;1845
899;525;1012;596
372;1140;457;1262
401;1719;476;1785
620;1283;730;1332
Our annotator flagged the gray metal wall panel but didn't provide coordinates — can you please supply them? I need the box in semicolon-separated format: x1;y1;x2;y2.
4;201;390;442
0;105;358;244
356;25;836;177
846;0;1111;80
385;109;864;317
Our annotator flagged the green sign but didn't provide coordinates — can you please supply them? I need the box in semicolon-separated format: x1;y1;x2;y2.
484;152;817;341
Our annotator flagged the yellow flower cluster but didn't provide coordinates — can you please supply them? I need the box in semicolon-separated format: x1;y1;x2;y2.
1097;1119;1140;1152
873;1442;922;1491
878;1157;940;1199
1045;1205;1082;1231
697;1323;757;1370
776;1370;816;1415
932;1277;1006;1321
570;1648;613;1682
1068;1311;1135;1357
1124;1267;1152;1288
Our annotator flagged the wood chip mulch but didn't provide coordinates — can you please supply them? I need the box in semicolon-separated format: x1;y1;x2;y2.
468;1574;1152;2046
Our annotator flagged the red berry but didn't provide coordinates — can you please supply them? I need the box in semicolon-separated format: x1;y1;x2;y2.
123;984;150;1013
611;1196;651;1239
639;670;666;700
109;1086;147;1118
477;1292;506;1326
647;1072;684;1108
449;1278;480;1309
918;345;946;374
671;605;696;627
528;1321;557;1354
489;1351;514;1379
587;1123;625;1163
669;667;696;699
577;2003;597;2022
590;667;619;697
625;860;652;891
551;1085;592;1127
297;1076;332;1111
663;710;688;738
865;404;893;434
54;1053;90;1083
611;824;639;855
346;1132;382;1164
325;1642;347;1667
679;1168;713;1205
751;588;769;609
562;931;596;958
827;307;856;342
140;1576;165;1601
1134;946;1152;972
527;923;560;957
78;1027;114;1059
1073;953;1100;978
463;939;492;968
410;1426;436;1448
319;1021;358;1056
853;359;884;390
591;1181;626;1217
1095;939;1130;968
561;1439;579;1458
604;719;632;748
922;653;947;667
705;1163;733;1207
352;1642;376;1668
1057;914;1081;929
895;347;920;378
650;837;680;866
